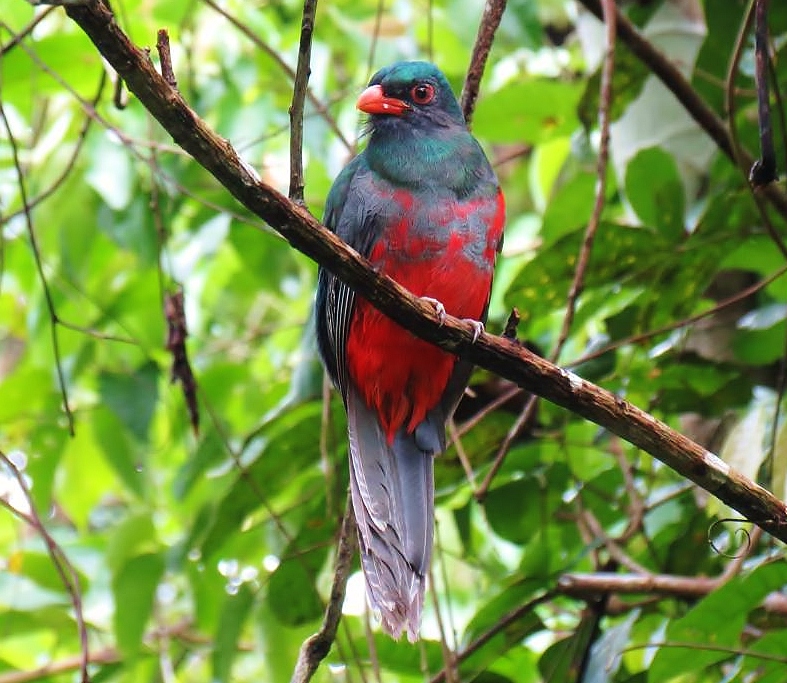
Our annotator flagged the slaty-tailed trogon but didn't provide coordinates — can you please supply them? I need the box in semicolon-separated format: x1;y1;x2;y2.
316;61;505;641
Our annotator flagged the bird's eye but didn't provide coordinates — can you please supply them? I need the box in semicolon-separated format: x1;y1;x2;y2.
410;83;435;105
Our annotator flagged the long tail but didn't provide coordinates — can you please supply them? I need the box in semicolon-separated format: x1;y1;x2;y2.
346;387;437;641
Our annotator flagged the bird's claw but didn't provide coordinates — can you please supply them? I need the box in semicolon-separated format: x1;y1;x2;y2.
420;296;447;326
462;319;485;343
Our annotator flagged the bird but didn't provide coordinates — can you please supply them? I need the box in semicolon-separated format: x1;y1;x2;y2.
315;61;505;641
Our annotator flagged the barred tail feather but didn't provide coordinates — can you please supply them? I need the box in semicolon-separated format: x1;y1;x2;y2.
346;387;435;641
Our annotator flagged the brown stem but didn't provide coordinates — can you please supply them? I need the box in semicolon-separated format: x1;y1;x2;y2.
62;0;787;544
751;0;777;186
461;0;507;125
576;0;787;221
290;496;358;683
289;0;318;204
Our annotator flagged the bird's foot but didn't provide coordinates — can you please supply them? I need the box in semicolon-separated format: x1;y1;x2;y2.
461;319;485;343
420;296;447;326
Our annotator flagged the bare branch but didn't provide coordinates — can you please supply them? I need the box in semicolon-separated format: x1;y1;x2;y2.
0;648;119;683
0;96;75;435
289;0;318;204
156;28;177;90
61;0;787;544
477;0;617;498
577;0;787;221
461;0;506;125
750;0;777;186
291;496;358;683
0;452;89;682
200;0;351;153
558;570;787;615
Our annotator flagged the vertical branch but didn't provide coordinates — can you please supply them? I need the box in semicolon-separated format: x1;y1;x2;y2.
476;0;617;501
156;29;178;90
750;0;777;187
200;0;350;153
426;0;434;62
552;0;616;362
289;0;318;205
0;97;75;435
460;0;507;126
725;0;787;258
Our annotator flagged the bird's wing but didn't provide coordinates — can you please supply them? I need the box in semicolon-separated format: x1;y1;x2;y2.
315;155;382;399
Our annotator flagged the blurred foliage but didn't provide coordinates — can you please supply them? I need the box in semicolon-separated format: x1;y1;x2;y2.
1;0;787;681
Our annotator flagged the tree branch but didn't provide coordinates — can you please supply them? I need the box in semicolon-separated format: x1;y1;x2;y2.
289;0;318;204
576;0;787;221
558;571;787;614
461;0;507;125
291;496;357;683
60;0;787;543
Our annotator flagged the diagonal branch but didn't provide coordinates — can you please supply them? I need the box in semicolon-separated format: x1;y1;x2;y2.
289;0;318;204
60;0;787;543
461;0;507;125
577;0;787;221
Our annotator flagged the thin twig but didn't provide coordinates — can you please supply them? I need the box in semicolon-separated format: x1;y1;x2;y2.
571;262;787;366
200;0;351;153
289;0;318;204
576;0;787;220
580;507;652;575
474;395;537;502
461;0;507;125
723;1;787;258
553;0;615;363
0;452;89;682
750;0;777;186
0;7;55;56
476;0;616;499
0;648;119;683
447;418;476;489
0;98;75;435
156;29;178;90
430;591;557;683
429;566;458;683
291;495;358;683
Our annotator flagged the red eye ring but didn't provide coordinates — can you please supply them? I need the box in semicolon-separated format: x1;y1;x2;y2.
410;83;435;105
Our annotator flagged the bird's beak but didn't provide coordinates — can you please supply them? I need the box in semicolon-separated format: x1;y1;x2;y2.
356;85;410;116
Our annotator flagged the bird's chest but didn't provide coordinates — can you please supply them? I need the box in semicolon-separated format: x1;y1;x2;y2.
366;195;498;316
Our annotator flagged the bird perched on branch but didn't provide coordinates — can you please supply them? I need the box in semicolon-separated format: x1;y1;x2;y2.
316;61;505;641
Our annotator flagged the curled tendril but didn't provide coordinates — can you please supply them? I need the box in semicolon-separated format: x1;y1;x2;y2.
707;518;753;558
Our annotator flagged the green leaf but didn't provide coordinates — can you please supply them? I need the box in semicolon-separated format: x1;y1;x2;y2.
719;388;773;486
98;361;160;442
484;466;568;545
197;402;324;559
212;583;255;683
267;560;323;627
112;552;165;659
625;147;686;239
584;611;640;683
106;512;160;573
578;44;650;130
473;80;582;144
649;562;787;682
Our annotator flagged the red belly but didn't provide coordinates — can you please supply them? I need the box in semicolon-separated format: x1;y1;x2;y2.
347;255;491;443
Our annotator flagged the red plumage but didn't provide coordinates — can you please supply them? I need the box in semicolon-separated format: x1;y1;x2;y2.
348;189;505;442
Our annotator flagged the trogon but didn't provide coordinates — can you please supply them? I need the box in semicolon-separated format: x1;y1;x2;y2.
316;61;505;641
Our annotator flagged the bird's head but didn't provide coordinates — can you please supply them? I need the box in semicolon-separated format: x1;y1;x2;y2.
357;61;465;133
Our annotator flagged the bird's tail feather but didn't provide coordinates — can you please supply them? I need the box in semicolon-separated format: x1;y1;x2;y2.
346;387;436;641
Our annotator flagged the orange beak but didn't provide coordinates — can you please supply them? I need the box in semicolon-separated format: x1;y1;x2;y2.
356;85;410;116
